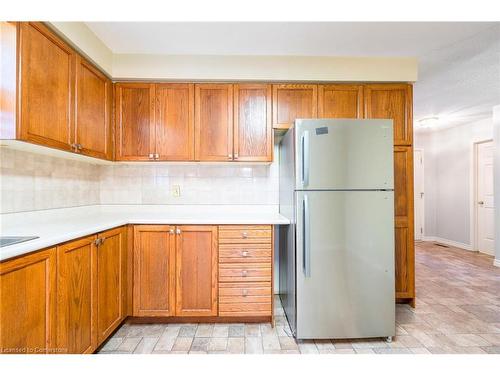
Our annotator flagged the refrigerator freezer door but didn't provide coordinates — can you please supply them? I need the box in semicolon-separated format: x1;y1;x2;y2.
295;119;394;190
295;190;395;339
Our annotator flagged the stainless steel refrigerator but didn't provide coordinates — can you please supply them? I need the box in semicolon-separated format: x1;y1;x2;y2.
279;119;395;340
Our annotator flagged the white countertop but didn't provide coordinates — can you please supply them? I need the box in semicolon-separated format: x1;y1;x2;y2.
0;205;289;261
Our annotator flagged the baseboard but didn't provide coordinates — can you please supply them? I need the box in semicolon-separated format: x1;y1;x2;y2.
494;259;500;268
421;236;473;251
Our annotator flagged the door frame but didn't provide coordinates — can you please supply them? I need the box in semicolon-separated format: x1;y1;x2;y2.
413;148;425;240
471;139;494;252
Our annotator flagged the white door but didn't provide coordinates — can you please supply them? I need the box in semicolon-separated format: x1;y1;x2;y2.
414;149;424;241
477;141;495;255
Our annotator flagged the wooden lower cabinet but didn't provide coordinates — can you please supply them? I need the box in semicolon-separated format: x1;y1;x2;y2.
175;226;218;316
218;225;273;318
56;236;96;354
0;248;57;354
95;227;127;345
133;225;176;317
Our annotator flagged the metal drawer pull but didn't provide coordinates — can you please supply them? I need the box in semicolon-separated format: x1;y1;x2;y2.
176;228;181;235
242;251;249;257
241;232;248;238
148;153;154;159
242;270;248;277
242;289;248;297
169;229;175;234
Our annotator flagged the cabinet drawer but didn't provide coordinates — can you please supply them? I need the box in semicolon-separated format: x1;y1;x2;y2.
219;302;272;317
219;225;272;244
219;244;271;263
219;284;271;304
219;263;271;282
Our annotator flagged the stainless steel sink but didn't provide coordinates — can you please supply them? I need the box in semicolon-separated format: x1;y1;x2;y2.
0;236;39;247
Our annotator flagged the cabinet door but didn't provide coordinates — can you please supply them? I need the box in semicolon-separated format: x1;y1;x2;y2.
194;84;233;161
394;147;415;300
133;225;176;316
364;84;413;146
75;56;112;160
234;84;272;162
95;227;126;345
115;83;155;160
57;236;96;354
155;83;194;161
0;248;57;354
318;84;363;118
19;22;75;151
176;226;218;316
272;84;317;130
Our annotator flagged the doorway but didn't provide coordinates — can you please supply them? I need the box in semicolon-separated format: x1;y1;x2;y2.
414;149;424;241
474;140;495;255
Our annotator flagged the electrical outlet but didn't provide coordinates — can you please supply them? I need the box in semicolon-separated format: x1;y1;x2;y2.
171;185;181;197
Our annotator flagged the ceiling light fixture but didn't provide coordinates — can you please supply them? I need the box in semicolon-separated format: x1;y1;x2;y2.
418;116;439;127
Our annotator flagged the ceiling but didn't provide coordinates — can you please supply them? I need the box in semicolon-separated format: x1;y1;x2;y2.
86;22;495;56
86;22;500;130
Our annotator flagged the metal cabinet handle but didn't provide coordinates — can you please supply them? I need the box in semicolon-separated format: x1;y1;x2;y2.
301;131;310;187
155;153;159;160
169;229;175;234
242;270;248;277
478;201;485;205
228;153;233;160
176;228;181;235
242;251;249;257
241;232;248;238
148;153;154;159
77;144;83;151
242;289;248;297
94;238;103;246
234;153;239;159
303;194;311;277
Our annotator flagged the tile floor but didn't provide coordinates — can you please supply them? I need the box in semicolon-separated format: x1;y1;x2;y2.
98;241;500;354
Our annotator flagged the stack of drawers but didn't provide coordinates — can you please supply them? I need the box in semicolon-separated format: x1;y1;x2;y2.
218;225;273;317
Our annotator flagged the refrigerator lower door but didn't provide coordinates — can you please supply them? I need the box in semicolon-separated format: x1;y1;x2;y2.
295;190;395;339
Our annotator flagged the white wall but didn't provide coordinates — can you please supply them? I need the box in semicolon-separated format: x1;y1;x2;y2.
415;118;493;248
112;54;418;82
493;106;500;265
0;147;279;214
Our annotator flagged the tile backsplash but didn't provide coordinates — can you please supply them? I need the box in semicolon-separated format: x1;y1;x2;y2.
0;146;279;213
0;147;101;213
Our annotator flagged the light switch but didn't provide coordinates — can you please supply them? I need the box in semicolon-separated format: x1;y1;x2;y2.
171;185;181;197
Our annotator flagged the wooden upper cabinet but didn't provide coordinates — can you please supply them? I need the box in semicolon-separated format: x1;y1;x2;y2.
393;147;415;299
115;83;155;160
133;225;176;317
364;84;413;146
56;236;96;354
272;84;317;129
176;226;218;316
95;227;126;345
19;22;75;150
318;84;363;119
234;84;272;162
155;83;195;161
195;84;233;161
75;56;112;160
0;248;57;354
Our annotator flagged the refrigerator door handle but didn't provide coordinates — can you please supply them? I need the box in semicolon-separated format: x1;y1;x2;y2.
301;131;310;187
303;194;311;277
